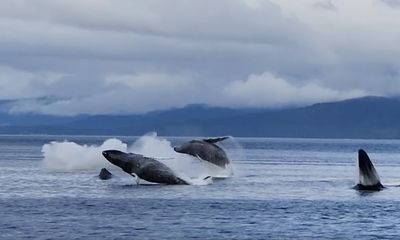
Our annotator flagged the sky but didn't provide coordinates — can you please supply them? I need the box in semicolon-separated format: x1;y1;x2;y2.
0;0;400;115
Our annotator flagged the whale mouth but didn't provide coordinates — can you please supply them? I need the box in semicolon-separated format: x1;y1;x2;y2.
102;151;109;159
173;146;182;153
102;150;114;164
356;149;384;191
102;150;126;165
102;150;123;158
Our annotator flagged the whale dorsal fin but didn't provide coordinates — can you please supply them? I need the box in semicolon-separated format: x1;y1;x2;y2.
203;136;229;144
358;149;382;186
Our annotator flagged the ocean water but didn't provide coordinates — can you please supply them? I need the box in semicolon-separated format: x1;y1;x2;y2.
2;135;400;239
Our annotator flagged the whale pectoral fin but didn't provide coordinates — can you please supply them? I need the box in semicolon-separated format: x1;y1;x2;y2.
176;177;190;185
129;173;140;185
203;136;229;144
195;154;204;161
129;173;137;178
203;176;212;180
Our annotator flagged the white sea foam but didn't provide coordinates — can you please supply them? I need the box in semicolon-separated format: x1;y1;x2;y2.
42;138;127;170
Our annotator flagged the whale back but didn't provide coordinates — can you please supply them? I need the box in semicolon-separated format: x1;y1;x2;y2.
138;161;189;184
174;140;230;167
102;150;188;185
355;149;384;191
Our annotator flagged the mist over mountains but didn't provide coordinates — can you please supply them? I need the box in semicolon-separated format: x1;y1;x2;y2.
1;96;400;139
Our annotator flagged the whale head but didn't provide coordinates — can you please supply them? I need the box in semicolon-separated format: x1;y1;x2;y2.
102;150;143;174
173;143;189;154
354;149;384;191
174;140;201;154
173;145;184;153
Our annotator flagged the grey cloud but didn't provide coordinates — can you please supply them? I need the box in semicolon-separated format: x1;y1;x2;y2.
0;7;312;81
0;0;305;45
313;0;337;11
381;0;400;8
0;0;315;82
0;0;399;115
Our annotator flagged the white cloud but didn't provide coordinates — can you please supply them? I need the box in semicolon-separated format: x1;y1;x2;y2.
0;66;65;99
9;72;201;115
105;73;190;90
223;72;367;108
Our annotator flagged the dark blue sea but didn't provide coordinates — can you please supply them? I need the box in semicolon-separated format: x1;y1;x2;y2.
2;135;400;239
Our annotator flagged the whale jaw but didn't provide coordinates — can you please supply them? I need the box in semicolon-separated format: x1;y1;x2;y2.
355;149;384;191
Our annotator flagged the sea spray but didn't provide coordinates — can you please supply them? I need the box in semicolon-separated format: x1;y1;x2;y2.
129;132;211;181
217;136;245;177
42;138;127;170
129;132;176;158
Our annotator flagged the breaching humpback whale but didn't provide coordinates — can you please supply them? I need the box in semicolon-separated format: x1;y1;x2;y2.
354;149;384;191
174;137;231;168
102;150;189;185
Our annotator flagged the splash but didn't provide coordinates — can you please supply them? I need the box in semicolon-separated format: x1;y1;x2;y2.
210;136;244;177
129;132;176;158
41;133;238;185
42;138;127;170
129;132;211;182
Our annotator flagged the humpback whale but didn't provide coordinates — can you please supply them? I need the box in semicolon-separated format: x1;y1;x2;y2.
354;149;384;191
174;137;231;168
98;168;113;180
102;150;189;185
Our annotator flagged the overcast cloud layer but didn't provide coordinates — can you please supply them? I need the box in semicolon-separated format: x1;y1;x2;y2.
0;0;399;115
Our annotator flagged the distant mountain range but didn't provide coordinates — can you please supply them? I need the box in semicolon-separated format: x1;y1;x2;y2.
1;96;400;139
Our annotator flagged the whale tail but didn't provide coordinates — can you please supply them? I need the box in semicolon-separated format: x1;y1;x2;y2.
203;136;229;144
354;149;384;191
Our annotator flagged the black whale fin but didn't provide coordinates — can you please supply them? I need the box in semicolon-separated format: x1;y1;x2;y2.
203;136;229;144
203;176;212;180
176;177;190;185
99;168;113;180
355;149;384;191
